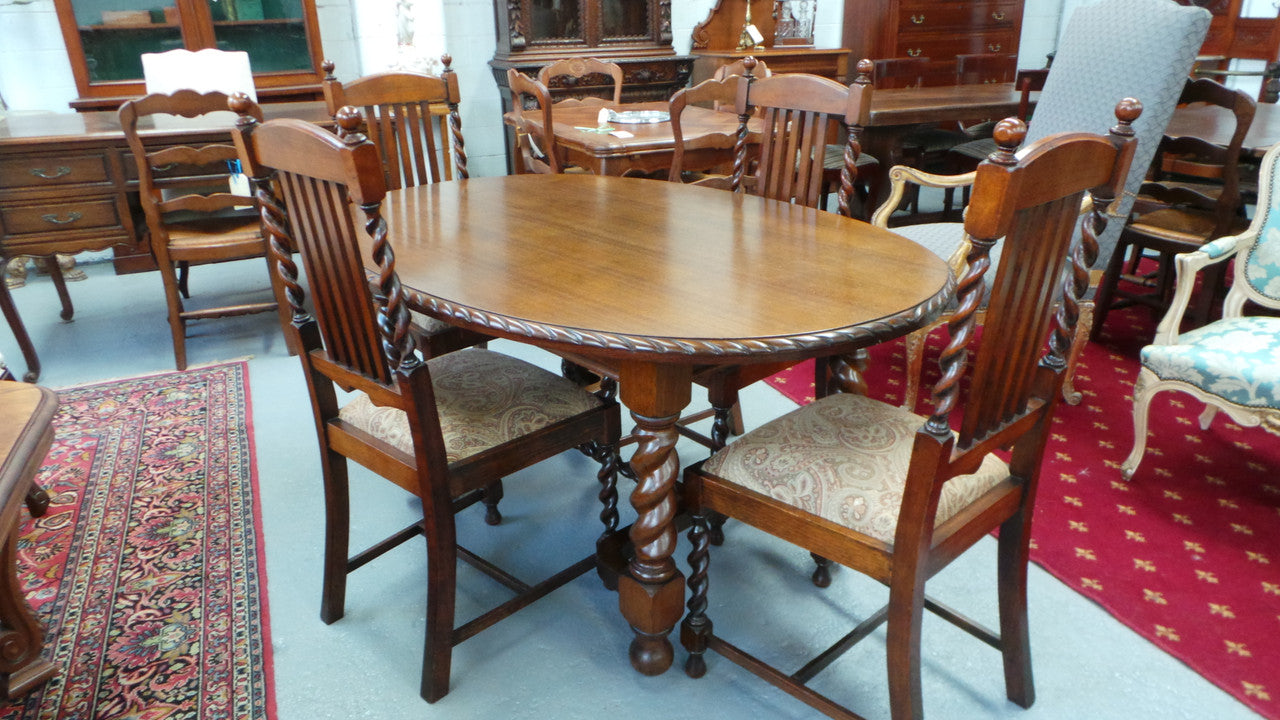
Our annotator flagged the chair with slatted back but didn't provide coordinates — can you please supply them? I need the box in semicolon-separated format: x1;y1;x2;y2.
321;56;491;361
322;55;466;190
230;99;621;703
1093;77;1256;336
508;69;564;175
680;104;1140;720
536;57;624;105
119;90;293;371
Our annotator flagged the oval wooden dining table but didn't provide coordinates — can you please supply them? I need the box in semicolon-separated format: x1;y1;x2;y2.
374;173;955;677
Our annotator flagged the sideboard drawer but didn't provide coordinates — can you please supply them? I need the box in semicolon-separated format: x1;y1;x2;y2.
895;31;1020;60
0;197;121;236
897;2;1021;34
0;153;111;190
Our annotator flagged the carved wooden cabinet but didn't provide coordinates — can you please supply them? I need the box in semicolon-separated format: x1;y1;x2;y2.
52;0;327;110
1178;0;1279;61
689;0;849;83
842;0;1025;86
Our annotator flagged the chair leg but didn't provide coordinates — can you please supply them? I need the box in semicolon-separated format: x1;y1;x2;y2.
1090;238;1131;341
482;480;503;526
886;566;926;720
1120;370;1159;480
158;262;189;370
997;509;1035;709
681;512;712;679
1061;300;1093;406
810;553;833;588
320;451;351;624
178;260;191;299
420;506;459;703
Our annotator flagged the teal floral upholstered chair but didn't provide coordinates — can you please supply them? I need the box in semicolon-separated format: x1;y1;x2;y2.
1122;141;1280;479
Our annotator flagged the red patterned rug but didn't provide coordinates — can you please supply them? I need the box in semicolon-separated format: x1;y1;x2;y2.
765;307;1280;719
0;362;273;720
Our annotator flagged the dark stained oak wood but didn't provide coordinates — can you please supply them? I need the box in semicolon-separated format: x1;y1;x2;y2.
1167;95;1280;157
0;381;58;697
373;172;954;677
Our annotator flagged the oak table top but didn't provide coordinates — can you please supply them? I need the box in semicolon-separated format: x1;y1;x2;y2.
377;173;954;675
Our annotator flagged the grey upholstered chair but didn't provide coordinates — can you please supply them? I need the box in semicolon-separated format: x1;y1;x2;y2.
871;0;1211;409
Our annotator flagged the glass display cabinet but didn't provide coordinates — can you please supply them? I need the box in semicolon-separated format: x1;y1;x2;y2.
53;0;326;110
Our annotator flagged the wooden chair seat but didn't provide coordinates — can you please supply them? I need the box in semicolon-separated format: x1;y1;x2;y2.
163;216;266;259
339;348;606;464
702;393;1007;544
1127;206;1250;245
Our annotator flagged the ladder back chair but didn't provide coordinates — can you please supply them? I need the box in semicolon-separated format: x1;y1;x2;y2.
322;56;490;359
507;69;563;175
118;89;293;371
536;57;624;105
680;103;1140;720
1094;77;1256;336
230;99;621;703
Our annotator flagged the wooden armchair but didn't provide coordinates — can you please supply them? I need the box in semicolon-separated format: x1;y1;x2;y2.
322;56;490;359
536;57;624;105
1094;77;1256;336
507;69;563;175
680;105;1139;720
118;90;293;371
230;100;621;703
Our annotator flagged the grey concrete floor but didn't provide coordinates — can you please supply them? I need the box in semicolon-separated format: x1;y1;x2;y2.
0;257;1260;719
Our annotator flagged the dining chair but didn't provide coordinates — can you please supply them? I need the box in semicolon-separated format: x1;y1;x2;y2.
537;57;624;105
229;100;622;703
321;55;465;189
322;55;491;359
680;105;1140;720
507;69;564;174
118;90;293;371
1121;141;1280;480
1093;77;1256;336
667;74;746;186
141;48;257;100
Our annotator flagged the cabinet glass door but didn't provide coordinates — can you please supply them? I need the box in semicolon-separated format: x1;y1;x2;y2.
206;0;312;72
70;0;185;82
601;0;648;40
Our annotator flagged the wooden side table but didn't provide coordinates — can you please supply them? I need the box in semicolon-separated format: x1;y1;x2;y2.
0;381;57;697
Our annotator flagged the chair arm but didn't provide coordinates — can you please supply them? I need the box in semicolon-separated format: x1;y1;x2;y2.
1152;233;1244;346
870;166;976;228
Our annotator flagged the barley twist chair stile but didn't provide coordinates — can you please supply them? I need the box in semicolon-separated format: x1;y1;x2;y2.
230;98;621;703
322;55;491;362
679;102;1140;720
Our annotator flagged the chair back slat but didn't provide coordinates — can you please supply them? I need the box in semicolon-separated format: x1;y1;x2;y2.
508;69;562;174
537;58;624;104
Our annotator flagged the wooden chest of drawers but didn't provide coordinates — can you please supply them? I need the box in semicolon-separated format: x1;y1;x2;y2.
843;0;1026;85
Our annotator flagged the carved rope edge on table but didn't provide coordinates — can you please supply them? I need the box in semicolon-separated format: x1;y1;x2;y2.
403;280;956;357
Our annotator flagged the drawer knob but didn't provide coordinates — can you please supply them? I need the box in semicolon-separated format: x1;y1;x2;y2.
906;48;922;57
992;10;1006;21
41;211;83;226
29;166;72;180
910;14;924;24
988;43;1002;52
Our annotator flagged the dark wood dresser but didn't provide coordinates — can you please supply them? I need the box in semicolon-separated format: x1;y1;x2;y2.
841;0;1025;85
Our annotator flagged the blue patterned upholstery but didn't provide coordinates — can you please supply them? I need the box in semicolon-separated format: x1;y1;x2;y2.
1141;317;1280;409
1025;0;1210;268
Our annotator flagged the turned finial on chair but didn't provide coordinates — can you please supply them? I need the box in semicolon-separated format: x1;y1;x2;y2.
854;58;874;86
229;92;256;127
441;54;453;74
1111;97;1143;137
322;59;336;81
989;118;1027;166
743;55;757;78
335;106;363;141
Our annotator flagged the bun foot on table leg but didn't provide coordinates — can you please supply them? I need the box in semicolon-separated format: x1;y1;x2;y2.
619;572;684;676
629;631;674;676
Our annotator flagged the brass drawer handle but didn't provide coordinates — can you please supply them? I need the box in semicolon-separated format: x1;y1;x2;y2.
906;48;922;57
29;166;72;180
992;10;1006;21
910;14;925;24
41;211;83;225
988;43;1002;52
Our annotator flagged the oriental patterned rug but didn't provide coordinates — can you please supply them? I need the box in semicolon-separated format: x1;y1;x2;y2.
0;362;274;720
765;307;1280;719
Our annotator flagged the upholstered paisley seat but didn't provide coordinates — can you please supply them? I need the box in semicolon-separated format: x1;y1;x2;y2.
340;348;605;463
702;393;1007;545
